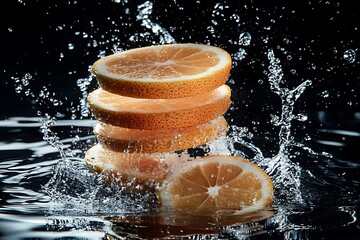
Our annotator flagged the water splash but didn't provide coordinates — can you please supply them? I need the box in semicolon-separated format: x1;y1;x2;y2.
232;48;247;66
75;74;94;119
8;1;339;234
39;114;69;158
263;49;313;203
210;49;317;205
35;46;316;213
130;1;176;44
11;41;320;219
267;50;312;153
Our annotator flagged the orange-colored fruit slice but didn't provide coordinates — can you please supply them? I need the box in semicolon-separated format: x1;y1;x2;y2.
87;85;231;130
85;144;174;186
91;43;232;99
94;116;228;153
159;155;273;214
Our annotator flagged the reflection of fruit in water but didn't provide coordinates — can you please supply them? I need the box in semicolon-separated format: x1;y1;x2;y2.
91;43;232;99
160;155;274;215
94;116;228;153
106;209;274;239
87;84;231;130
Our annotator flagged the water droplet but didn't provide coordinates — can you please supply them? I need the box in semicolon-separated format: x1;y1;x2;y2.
15;85;23;93
264;26;271;30
283;38;290;44
343;49;356;63
22;73;32;86
230;13;240;23
239;32;251;46
295;113;308;122
232;48;247;65
270;114;281;126
247;132;254;139
24;89;31;96
207;26;215;34
68;43;75;50
52;99;62;106
320;90;329;98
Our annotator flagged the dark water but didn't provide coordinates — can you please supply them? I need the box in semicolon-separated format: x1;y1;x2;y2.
1;0;360;239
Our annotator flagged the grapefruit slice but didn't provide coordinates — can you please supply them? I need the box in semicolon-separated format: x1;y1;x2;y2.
85;144;172;186
94;116;228;153
87;85;231;130
159;155;273;214
91;43;232;99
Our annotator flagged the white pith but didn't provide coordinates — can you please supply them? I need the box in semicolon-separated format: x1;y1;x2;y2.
207;185;221;197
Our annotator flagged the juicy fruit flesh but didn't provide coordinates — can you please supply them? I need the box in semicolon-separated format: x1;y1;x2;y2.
94;116;227;140
91;43;232;99
167;162;264;211
105;47;220;80
85;144;170;184
92;85;229;113
93;116;228;153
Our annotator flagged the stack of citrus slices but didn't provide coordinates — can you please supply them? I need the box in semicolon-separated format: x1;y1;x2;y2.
85;43;273;214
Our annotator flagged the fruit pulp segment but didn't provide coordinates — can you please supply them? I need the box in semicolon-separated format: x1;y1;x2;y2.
104;47;220;79
167;163;264;210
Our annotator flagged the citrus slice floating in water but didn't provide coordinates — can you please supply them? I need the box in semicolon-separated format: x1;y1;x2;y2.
159;155;273;214
87;84;231;130
85;144;178;186
91;43;232;99
94;116;228;153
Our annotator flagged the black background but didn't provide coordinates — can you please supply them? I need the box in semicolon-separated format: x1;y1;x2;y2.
0;1;359;238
